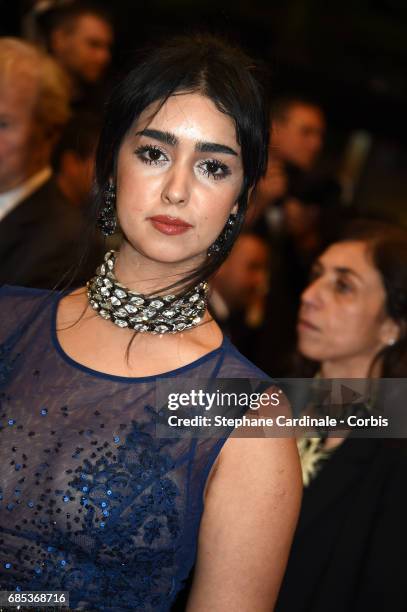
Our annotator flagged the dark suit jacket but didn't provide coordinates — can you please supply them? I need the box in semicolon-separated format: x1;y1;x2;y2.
275;438;407;612
0;178;103;289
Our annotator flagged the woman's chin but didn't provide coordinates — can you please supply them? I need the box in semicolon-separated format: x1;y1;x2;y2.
149;250;207;266
123;243;207;266
298;340;325;364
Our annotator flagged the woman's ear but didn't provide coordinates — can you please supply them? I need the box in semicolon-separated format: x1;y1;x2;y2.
380;316;401;347
231;202;238;215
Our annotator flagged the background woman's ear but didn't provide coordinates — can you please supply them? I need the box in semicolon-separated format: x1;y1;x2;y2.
380;317;402;347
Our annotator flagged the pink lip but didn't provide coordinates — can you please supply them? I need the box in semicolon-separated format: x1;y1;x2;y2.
297;318;320;332
149;215;193;235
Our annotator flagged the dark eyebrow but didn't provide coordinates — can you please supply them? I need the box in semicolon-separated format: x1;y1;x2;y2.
135;129;238;156
135;128;178;146
196;141;238;156
334;267;363;281
313;261;363;282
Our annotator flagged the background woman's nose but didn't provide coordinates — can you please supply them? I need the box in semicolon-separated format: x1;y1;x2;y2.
301;278;322;307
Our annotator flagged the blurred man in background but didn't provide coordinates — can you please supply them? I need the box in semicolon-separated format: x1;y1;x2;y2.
251;175;343;376
0;38;101;288
39;1;113;112
271;96;325;171
210;232;270;355
249;96;326;228
243;96;339;375
52;112;100;208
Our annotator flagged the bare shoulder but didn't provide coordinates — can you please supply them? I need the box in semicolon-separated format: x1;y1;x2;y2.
209;435;302;501
187;435;302;611
204;385;300;500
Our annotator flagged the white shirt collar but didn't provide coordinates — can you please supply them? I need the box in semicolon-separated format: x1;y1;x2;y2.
0;167;52;223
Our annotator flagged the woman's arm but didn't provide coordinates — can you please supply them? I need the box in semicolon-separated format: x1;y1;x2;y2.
186;435;302;611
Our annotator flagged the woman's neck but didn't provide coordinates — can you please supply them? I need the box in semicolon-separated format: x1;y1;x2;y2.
320;353;381;379
113;240;205;295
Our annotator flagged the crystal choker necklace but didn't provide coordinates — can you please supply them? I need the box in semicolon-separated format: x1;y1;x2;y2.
87;250;209;334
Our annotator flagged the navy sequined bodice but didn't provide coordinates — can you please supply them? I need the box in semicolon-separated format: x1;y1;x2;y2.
0;286;270;611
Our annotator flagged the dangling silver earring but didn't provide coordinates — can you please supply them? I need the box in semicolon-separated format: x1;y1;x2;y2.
207;213;237;256
387;338;396;346
97;182;117;236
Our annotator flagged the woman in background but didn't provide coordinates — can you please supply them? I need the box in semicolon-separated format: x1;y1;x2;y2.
276;219;407;612
0;35;301;611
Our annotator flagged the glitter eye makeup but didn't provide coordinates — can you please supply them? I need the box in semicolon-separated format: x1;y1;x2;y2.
134;144;169;165
197;159;231;181
135;144;231;181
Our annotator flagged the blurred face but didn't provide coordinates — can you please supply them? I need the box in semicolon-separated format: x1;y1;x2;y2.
0;75;46;192
58;149;96;206
52;15;112;84
214;235;269;310
73;153;95;204
115;92;244;267
273;104;325;170
297;241;399;368
283;197;320;237
248;158;287;221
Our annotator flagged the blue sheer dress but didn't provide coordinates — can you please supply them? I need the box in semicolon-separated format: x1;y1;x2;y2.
0;286;270;611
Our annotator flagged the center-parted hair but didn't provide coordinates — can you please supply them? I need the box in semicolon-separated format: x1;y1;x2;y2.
93;34;270;293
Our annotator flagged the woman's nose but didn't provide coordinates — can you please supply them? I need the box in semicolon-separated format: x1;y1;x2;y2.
161;162;191;206
301;277;323;308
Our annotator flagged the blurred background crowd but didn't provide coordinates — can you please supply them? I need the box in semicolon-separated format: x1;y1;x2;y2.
2;3;407;610
0;0;407;368
1;0;407;379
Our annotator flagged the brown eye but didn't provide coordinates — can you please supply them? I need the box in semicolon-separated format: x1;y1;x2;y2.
207;161;220;174
148;148;162;161
197;159;231;181
335;279;352;293
134;145;168;166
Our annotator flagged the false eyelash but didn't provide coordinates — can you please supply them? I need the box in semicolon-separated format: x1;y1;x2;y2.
198;159;231;180
134;144;168;165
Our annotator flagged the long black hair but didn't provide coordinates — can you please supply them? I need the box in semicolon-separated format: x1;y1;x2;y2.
93;33;269;295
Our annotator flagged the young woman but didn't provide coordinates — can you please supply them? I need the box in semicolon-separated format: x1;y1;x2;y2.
275;219;407;612
0;36;301;611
